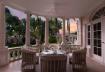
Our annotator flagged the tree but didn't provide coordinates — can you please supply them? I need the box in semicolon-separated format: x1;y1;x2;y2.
5;8;22;36
20;18;26;36
49;18;62;36
49;18;62;43
5;8;26;46
30;17;45;44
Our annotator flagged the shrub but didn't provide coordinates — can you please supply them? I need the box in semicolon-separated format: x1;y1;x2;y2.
49;36;57;43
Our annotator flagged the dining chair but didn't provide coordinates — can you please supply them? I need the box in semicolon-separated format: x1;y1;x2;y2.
41;54;67;72
21;48;36;72
69;48;87;72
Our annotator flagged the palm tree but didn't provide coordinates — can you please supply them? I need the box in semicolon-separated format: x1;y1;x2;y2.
49;18;62;43
30;17;45;44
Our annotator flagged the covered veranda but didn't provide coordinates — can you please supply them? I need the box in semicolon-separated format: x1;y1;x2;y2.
0;0;105;72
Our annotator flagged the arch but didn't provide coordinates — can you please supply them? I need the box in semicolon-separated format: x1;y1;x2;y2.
92;6;105;20
88;1;105;21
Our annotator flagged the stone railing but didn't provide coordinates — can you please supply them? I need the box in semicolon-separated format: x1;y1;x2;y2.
70;45;81;49
60;44;81;53
8;47;22;62
8;44;81;62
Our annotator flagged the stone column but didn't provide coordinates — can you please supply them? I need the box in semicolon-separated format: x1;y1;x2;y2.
0;1;9;66
79;18;82;46
25;12;30;48
62;17;66;44
67;18;70;34
66;18;70;43
44;17;49;48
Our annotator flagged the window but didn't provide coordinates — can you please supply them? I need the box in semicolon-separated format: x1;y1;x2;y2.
69;18;80;45
87;25;91;45
92;7;105;20
93;22;101;56
5;6;26;47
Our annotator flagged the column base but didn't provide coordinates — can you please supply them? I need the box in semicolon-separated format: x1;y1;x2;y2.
0;48;9;67
44;43;49;48
61;41;66;45
23;45;30;48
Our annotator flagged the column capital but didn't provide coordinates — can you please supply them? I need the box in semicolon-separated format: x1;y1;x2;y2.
62;16;66;20
25;11;31;15
0;0;4;8
45;16;51;20
67;18;70;20
0;0;5;3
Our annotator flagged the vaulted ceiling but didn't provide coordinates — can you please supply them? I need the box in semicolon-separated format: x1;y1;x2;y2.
5;0;105;17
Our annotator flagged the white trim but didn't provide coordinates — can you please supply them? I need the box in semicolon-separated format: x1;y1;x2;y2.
91;18;103;63
92;54;103;63
86;23;92;57
91;18;101;24
101;16;105;64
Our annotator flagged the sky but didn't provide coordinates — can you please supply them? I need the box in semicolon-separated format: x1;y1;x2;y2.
6;6;78;33
6;6;46;21
59;19;78;35
6;6;26;19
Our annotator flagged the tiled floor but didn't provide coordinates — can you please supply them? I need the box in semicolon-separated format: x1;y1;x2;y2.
0;57;105;72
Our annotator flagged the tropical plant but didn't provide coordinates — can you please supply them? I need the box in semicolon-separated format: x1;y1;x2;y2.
5;8;25;47
30;17;45;44
49;18;62;43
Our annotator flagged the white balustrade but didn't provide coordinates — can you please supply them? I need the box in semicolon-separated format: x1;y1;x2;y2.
8;47;22;62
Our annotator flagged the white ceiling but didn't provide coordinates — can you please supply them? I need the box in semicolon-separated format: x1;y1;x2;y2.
5;0;105;18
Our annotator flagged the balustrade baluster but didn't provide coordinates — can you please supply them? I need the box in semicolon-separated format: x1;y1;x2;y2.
8;47;22;62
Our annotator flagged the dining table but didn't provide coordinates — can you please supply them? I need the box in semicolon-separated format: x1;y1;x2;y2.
41;49;66;55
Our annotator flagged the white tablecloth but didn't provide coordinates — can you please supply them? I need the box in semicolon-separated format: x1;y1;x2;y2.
68;53;72;58
41;50;54;54
41;50;66;55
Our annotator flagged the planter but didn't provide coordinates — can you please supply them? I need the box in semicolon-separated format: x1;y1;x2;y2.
36;39;40;45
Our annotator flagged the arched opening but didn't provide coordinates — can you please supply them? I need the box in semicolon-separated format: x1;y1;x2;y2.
87;5;105;63
91;6;105;57
92;6;105;21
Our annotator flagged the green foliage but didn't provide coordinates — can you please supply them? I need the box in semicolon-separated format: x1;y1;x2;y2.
7;43;24;47
5;8;26;47
20;19;26;35
49;36;57;43
5;7;62;46
49;18;62;36
30;17;45;44
5;8;25;36
49;18;62;43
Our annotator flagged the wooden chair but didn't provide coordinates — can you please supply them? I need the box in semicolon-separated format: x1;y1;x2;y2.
21;48;36;72
69;48;87;72
41;54;67;72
